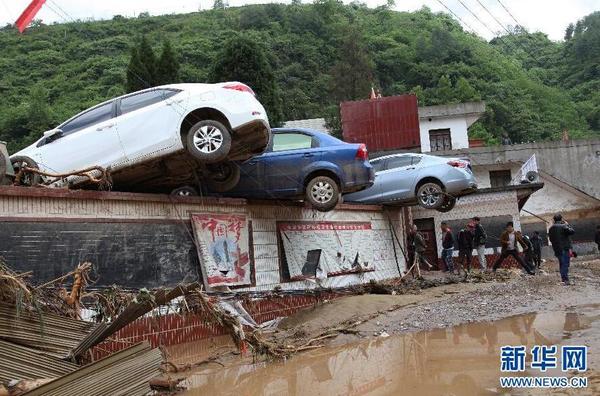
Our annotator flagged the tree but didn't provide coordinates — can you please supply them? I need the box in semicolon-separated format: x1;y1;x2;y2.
156;39;180;85
455;77;480;102
125;36;157;92
329;26;375;102
564;23;574;40
435;75;453;104
211;35;283;126
213;0;226;10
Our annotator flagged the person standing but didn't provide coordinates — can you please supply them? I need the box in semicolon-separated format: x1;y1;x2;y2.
457;223;475;275
472;217;488;271
441;222;455;273
492;222;534;275
548;214;575;285
413;225;433;270
530;231;543;269
595;225;600;254
518;231;534;269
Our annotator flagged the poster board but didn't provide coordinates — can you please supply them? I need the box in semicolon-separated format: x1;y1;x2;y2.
191;213;252;287
278;221;375;280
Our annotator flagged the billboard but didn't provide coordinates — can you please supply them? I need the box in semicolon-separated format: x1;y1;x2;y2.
191;213;252;287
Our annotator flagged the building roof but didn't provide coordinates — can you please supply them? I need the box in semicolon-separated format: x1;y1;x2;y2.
418;101;486;119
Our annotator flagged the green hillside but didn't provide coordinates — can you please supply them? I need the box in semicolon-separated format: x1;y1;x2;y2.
0;2;598;153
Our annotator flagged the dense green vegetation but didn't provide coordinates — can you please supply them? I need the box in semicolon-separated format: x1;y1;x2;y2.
0;2;598;153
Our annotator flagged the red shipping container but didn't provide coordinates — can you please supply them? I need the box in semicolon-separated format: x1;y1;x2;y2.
340;94;420;152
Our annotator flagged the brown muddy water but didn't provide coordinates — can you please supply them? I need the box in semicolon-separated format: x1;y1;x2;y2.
179;305;600;396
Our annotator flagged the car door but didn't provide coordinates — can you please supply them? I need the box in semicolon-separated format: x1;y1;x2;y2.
231;157;265;198
115;89;185;164
261;132;317;195
377;155;420;202
33;101;125;173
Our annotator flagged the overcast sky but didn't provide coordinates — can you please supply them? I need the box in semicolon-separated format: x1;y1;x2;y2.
0;0;598;41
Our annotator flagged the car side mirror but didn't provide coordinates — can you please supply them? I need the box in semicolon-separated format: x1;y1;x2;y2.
43;128;63;138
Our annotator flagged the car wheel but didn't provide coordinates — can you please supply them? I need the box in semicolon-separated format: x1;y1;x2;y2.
436;196;456;213
206;161;241;193
11;156;41;187
171;185;198;197
306;176;340;212
416;181;444;209
186;120;232;164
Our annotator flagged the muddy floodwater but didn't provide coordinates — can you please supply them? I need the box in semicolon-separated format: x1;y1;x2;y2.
178;304;600;396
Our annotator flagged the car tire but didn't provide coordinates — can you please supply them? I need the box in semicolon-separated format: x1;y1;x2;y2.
416;181;445;209
171;185;198;197
436;196;456;213
306;176;340;212
11;155;41;187
186;120;232;164
206;161;240;193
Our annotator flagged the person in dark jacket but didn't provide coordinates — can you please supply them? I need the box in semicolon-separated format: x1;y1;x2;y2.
492;222;534;275
441;222;455;273
472;216;488;271
530;231;543;268
413;225;433;270
518;231;534;269
548;214;575;285
595;225;600;254
457;223;475;275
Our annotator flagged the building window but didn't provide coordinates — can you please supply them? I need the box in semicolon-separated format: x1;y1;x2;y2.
429;129;452;151
489;170;512;188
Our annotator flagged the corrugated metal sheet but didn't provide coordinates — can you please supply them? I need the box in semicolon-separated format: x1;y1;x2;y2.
71;284;198;357
341;95;420;151
24;342;162;396
0;304;96;357
0;339;78;382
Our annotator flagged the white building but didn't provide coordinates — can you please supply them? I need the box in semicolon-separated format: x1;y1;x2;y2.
418;102;486;153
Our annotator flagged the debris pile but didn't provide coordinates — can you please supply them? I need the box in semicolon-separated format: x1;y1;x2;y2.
0;262;163;396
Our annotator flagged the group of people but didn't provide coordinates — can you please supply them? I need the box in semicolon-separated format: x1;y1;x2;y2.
409;213;579;286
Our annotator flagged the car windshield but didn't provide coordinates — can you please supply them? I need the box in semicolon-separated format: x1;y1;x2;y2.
371;159;386;172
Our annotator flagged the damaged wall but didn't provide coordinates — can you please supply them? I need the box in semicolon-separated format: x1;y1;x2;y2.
0;187;407;290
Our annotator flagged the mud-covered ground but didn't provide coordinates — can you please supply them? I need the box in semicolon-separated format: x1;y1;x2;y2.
170;257;600;395
276;257;600;343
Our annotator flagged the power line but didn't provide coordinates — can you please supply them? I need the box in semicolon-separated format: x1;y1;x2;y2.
455;0;500;37
434;0;478;34
495;0;524;29
474;0;512;35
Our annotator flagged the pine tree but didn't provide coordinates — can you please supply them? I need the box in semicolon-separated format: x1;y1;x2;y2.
125;36;157;92
564;23;574;40
329;27;375;102
211;35;283;126
156;39;180;85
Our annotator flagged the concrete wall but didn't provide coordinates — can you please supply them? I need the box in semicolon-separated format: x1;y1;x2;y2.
0;187;406;290
412;190;521;259
435;139;600;200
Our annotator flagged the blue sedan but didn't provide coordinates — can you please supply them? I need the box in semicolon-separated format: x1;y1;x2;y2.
212;128;374;211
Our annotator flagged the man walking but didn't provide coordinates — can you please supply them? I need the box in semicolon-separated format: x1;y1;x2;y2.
548;214;575;285
472;217;488;271
457;223;475;275
441;222;455;273
492;222;534;275
530;231;543;269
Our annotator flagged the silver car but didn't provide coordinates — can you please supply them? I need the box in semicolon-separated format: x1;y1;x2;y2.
344;153;477;212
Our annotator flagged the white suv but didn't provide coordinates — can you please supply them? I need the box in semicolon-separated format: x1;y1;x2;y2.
11;82;271;193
